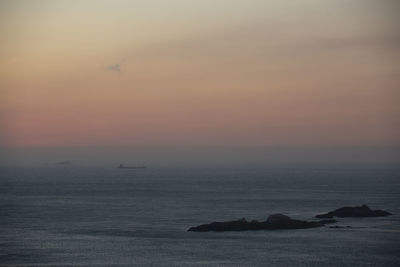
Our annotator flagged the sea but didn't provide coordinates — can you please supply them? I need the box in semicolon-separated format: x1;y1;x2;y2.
0;164;399;266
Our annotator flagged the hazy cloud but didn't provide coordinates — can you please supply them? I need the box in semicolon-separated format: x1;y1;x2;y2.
106;64;121;72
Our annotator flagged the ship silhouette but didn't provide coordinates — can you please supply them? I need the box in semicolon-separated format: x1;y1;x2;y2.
118;164;146;169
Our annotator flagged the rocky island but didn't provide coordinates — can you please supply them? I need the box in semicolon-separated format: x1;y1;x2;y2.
316;205;392;218
188;214;336;232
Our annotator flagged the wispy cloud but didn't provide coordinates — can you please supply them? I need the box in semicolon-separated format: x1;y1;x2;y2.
106;64;121;72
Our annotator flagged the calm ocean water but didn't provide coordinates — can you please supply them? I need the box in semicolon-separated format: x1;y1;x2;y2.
0;164;399;266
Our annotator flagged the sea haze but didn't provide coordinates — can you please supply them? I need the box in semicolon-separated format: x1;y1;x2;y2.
0;164;399;266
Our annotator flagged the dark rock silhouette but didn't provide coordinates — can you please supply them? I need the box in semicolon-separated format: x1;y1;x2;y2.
316;205;391;219
266;213;291;223
187;214;336;232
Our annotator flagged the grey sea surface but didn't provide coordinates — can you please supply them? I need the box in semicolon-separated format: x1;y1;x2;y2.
0;164;399;266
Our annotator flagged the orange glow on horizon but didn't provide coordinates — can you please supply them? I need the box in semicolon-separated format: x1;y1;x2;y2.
1;0;399;147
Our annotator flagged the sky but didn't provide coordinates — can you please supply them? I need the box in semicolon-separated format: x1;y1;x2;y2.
0;0;399;163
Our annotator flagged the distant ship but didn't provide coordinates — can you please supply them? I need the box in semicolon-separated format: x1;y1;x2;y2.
56;161;72;165
118;164;147;169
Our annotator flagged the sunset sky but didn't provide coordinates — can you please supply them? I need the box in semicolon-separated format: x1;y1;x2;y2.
1;0;399;149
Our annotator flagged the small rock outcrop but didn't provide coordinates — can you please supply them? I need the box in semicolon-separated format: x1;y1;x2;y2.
316;205;391;219
187;214;336;232
266;214;291;223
